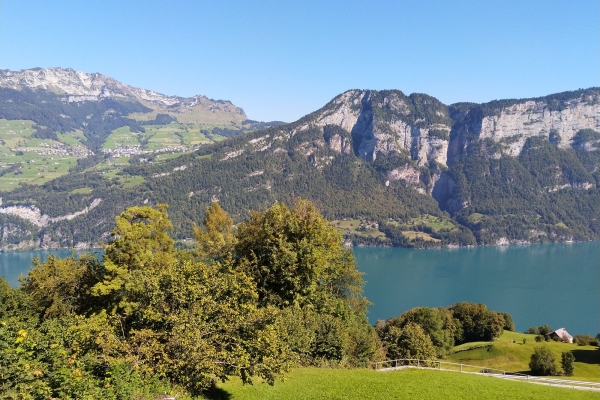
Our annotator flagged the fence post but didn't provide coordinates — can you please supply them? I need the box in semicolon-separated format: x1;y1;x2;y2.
460;364;462;373
417;359;420;368
395;359;398;368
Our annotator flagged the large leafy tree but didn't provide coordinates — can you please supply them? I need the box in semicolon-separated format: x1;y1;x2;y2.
234;200;367;311
92;204;177;314
449;302;505;343
193;202;236;262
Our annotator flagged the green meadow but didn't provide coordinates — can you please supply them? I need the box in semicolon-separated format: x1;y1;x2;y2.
330;219;387;239
447;331;600;382
213;368;599;400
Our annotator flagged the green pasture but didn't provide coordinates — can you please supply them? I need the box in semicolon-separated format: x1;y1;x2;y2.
213;367;598;400
330;219;387;239
447;331;600;382
402;230;441;242
407;214;457;232
69;187;93;195
56;129;86;146
120;175;145;188
0;153;78;190
102;126;140;150
468;213;486;224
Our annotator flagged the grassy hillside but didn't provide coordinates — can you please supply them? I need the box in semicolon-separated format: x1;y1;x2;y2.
447;331;600;381
213;368;598;400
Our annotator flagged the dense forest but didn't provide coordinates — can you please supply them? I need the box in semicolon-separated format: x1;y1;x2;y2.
0;201;515;398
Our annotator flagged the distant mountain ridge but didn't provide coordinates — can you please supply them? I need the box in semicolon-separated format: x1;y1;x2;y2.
0;67;246;117
0;80;598;250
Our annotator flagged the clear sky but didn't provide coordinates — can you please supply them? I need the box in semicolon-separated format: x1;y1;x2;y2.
1;0;598;122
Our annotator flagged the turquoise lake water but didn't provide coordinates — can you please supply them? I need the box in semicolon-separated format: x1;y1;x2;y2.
1;242;598;334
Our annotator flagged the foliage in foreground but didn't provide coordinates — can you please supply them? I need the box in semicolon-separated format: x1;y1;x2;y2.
0;200;382;398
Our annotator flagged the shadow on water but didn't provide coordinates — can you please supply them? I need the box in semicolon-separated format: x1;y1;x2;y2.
571;348;600;365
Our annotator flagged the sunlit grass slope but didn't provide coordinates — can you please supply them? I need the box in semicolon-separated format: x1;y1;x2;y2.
447;331;600;381
214;368;598;400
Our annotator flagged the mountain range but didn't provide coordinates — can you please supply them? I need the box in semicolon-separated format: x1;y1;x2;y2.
0;68;598;250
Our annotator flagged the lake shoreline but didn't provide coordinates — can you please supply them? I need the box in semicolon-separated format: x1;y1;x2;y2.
2;239;597;253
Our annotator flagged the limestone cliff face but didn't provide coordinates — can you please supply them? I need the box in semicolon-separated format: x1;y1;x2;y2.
298;90;451;167
448;91;600;164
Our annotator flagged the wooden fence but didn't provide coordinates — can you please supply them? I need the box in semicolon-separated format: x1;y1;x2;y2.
373;358;600;391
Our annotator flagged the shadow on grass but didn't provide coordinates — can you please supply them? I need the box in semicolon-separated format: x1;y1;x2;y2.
571;349;600;365
202;386;232;400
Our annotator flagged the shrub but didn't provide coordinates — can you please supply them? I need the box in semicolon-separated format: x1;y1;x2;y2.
538;325;551;336
381;306;458;357
501;312;515;332
525;326;539;334
561;351;575;376
522;338;526;344
534;335;544;342
574;334;597;346
378;323;437;361
529;347;558;376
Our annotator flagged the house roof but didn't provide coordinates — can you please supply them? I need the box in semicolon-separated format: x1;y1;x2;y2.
551;327;572;339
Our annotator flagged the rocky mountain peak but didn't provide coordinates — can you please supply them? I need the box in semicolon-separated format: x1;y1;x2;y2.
0;67;246;118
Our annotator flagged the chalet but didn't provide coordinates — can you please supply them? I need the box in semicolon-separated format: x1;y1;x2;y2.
549;327;573;343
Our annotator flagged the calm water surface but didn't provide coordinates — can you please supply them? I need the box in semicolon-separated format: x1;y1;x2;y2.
354;242;599;335
1;242;598;334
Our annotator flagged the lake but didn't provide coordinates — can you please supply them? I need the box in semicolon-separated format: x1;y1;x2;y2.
1;242;598;335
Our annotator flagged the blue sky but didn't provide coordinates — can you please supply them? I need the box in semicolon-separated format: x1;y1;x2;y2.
2;0;598;122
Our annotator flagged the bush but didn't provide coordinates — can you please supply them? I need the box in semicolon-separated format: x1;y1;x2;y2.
501;312;515;332
522;338;526;344
534;335;544;342
538;325;551;336
561;351;575;376
378;323;437;361
525;326;539;334
574;334;597;346
529;347;558;376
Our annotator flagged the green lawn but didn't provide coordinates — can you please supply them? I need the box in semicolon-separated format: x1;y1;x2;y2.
212;368;598;400
446;331;600;382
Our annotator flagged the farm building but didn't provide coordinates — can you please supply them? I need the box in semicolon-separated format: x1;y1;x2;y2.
549;328;573;343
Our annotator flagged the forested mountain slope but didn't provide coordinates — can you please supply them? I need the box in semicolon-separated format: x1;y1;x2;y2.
0;86;598;250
